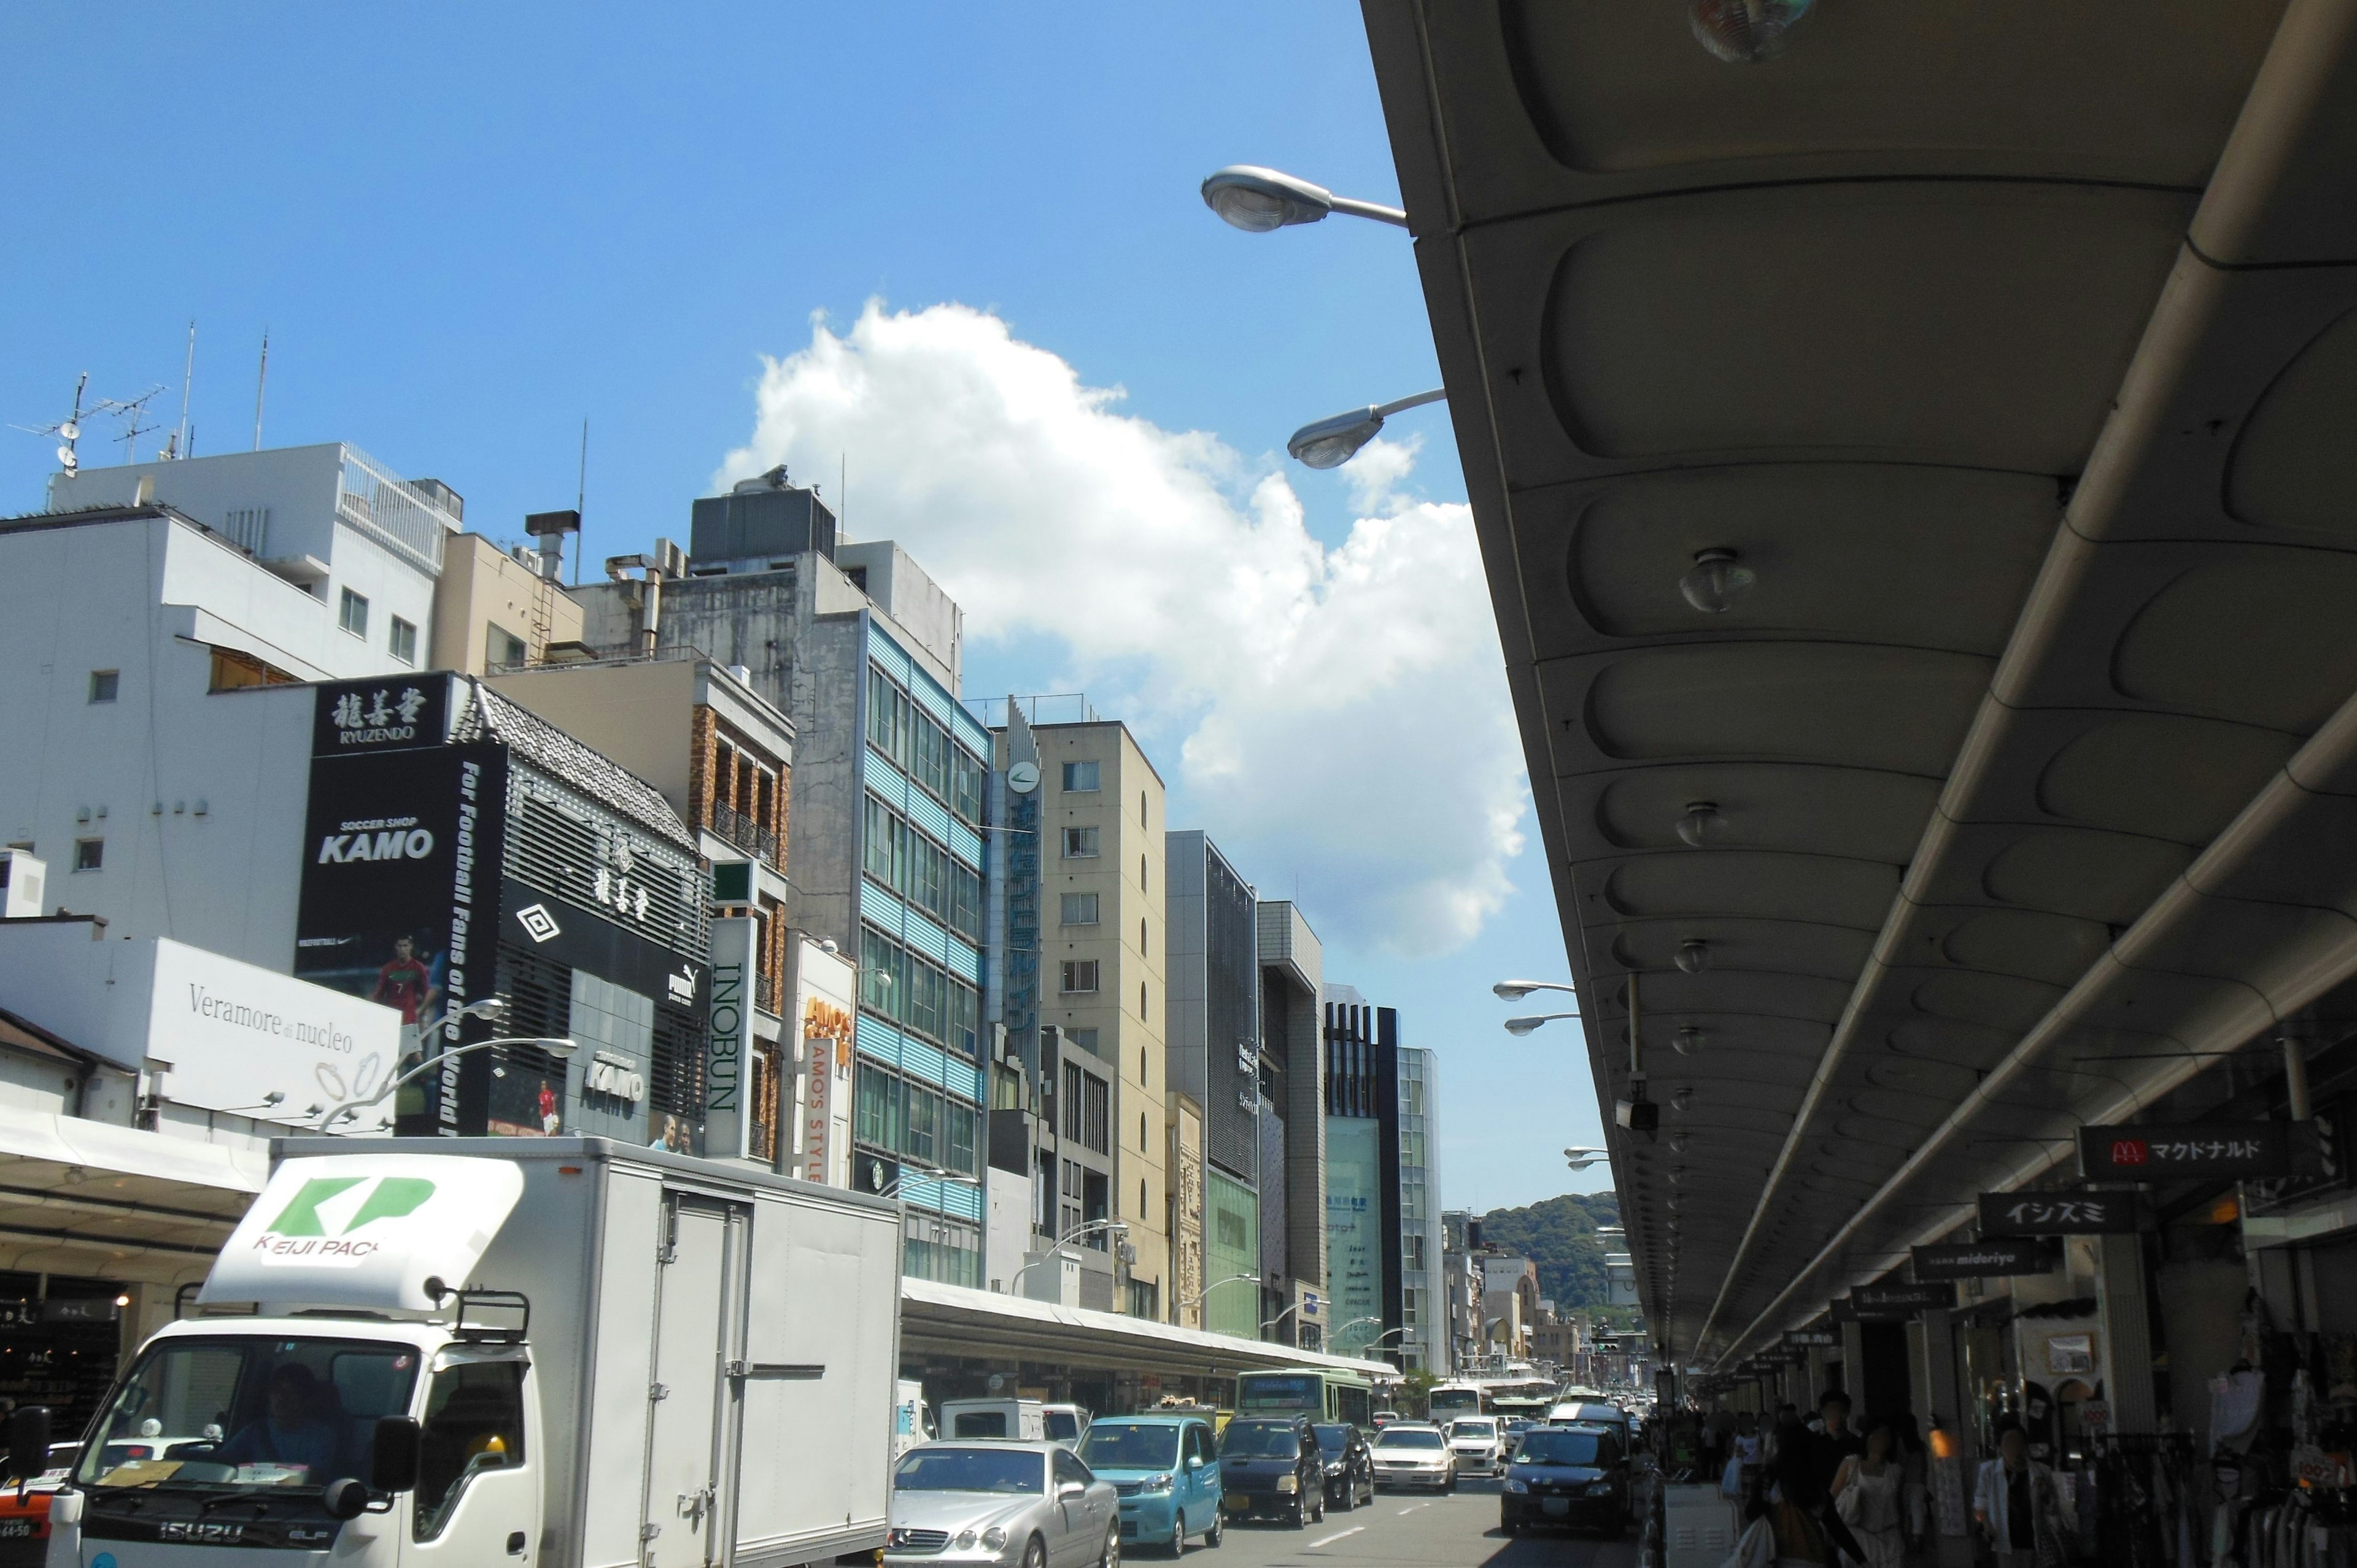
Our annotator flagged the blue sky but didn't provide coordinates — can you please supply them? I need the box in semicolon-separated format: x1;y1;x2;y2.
1;3;1599;1211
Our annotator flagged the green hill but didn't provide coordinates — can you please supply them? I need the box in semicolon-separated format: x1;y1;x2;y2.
1477;1192;1624;1315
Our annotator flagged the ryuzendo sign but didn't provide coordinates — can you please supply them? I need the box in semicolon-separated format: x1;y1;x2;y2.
202;1154;524;1311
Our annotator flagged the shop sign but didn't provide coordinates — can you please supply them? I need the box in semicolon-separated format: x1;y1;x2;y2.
1911;1238;2057;1281
2246;1100;2347;1218
1977;1190;2146;1235
705;917;756;1161
1856;1281;1956;1312
2078;1121;2316;1180
311;674;452;755
2078;1402;2109;1437
794;937;856;1188
1783;1329;1839;1348
1831;1297;1914;1324
147;938;401;1127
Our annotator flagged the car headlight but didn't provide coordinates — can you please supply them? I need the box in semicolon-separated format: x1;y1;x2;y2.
1275;1474;1298;1493
1141;1473;1173;1493
1503;1478;1529;1494
982;1527;1008;1550
956;1531;979;1550
1325;1461;1344;1475
1587;1481;1616;1496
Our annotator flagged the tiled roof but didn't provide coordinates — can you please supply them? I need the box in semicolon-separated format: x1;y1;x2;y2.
451;678;696;852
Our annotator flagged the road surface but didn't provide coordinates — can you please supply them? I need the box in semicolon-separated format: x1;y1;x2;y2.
1190;1477;1640;1568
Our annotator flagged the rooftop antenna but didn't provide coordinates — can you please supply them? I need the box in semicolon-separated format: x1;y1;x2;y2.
575;416;587;587
10;372;91;477
174;321;196;460
252;330;268;451
89;385;166;466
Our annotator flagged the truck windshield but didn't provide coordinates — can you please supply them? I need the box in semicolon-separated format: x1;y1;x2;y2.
74;1335;420;1494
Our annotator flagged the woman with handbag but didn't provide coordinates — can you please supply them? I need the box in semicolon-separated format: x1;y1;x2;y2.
1831;1420;1906;1568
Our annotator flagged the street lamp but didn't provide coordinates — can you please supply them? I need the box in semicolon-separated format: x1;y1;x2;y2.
1180;1271;1260;1308
1008;1219;1131;1294
1504;1013;1578;1037
1493;980;1577;1002
1199;166;1408;232
1286;388;1446;470
315;1035;578;1132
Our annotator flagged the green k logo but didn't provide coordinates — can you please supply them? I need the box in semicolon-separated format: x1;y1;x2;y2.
270;1176;437;1236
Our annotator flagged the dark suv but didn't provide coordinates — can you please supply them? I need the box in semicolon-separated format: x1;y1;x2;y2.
1312;1423;1375;1511
1499;1424;1629;1537
1218;1416;1326;1527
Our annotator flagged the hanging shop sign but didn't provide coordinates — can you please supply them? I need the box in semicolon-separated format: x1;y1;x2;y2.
1978;1190;2147;1235
2245;1100;2347;1218
312;674;455;757
1855;1281;1956;1312
1832;1297;1915;1324
2078;1121;2318;1181
1783;1329;1840;1349
1911;1238;2058;1281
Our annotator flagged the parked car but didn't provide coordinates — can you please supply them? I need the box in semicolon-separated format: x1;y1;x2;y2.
1371;1423;1457;1493
1446;1417;1504;1477
1499;1425;1629;1538
1217;1415;1326;1527
1077;1413;1224;1554
886;1442;1120;1568
1312;1423;1376;1511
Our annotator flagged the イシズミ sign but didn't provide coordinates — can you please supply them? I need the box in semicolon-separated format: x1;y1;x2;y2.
1978;1190;2148;1235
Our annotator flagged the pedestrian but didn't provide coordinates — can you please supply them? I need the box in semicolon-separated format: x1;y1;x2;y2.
1887;1412;1929;1557
1768;1441;1832;1566
1832;1420;1905;1568
1809;1391;1865;1508
1973;1419;2068;1568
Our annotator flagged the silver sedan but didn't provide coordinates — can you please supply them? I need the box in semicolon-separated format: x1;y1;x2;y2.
887;1441;1121;1568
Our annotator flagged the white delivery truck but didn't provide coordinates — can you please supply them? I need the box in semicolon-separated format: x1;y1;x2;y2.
34;1137;900;1568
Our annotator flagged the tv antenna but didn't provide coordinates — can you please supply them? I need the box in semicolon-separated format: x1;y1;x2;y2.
90;385;168;465
10;373;94;475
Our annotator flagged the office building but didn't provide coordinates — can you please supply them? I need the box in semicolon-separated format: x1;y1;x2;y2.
1165;832;1262;1336
1257;900;1326;1349
1396;1043;1444;1373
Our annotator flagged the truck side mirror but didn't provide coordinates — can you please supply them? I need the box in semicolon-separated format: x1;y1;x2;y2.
6;1407;50;1481
370;1416;422;1493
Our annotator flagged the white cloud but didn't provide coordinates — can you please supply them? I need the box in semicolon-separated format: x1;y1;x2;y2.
717;300;1525;953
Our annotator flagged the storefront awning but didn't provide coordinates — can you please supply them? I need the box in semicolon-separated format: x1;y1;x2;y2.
900;1277;1396;1383
0;1105;267;1284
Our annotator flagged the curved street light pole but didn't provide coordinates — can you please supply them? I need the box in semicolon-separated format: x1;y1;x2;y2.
1286;388;1447;471
315;1034;578;1134
1180;1271;1260;1309
1199;166;1408;232
1008;1219;1131;1294
1504;1012;1579;1037
1493;980;1578;1002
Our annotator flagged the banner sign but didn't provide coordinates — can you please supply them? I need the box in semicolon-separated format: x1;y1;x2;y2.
705;916;756;1161
1783;1329;1840;1348
2078;1121;2316;1181
1978;1190;2147;1235
1912;1238;2057;1280
1856;1281;1956;1311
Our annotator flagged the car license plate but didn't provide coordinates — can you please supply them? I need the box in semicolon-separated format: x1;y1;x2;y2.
1542;1498;1570;1517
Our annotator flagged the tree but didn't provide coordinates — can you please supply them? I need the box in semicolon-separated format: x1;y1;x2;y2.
1399;1367;1439;1419
1475;1192;1624;1314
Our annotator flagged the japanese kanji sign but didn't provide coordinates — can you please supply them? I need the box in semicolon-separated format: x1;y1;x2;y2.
1911;1238;2057;1281
311;674;453;756
2078;1121;2317;1181
1978;1190;2148;1235
1783;1329;1839;1348
1855;1281;1956;1311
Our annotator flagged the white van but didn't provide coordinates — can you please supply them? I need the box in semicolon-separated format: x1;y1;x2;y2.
937;1398;1091;1447
895;1380;937;1460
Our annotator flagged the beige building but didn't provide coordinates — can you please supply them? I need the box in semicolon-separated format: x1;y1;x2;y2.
430;531;586;674
1035;720;1171;1320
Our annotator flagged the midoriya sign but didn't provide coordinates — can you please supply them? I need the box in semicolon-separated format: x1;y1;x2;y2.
2078;1121;2318;1181
1911;1238;2058;1280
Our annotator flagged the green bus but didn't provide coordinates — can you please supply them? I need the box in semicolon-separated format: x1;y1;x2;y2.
1234;1368;1376;1428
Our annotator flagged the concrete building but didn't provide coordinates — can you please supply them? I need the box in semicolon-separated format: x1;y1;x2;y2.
1396;1044;1444;1373
1165;831;1262;1337
433;528;585;675
574;470;990;1280
1442;1210;1484;1372
1023;713;1169;1321
1257;901;1325;1349
1480;1255;1544;1361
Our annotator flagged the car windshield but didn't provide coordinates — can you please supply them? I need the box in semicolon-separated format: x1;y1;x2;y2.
74;1335;420;1494
1516;1431;1604;1467
1079;1424;1178;1469
896;1448;1043;1494
1376;1429;1444;1450
1313;1424;1350;1453
1220;1424;1300;1459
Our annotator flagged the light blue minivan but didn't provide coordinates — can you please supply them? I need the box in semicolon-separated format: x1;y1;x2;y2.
1077;1413;1223;1554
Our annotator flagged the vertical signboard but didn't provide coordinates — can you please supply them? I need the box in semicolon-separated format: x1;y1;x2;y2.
295;681;506;1137
705;916;756;1160
794;935;856;1186
1326;1116;1380;1358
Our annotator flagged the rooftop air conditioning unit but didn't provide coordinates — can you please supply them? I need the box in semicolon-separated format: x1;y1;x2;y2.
0;850;46;919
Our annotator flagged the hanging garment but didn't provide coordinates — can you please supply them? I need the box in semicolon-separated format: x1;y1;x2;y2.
2214;1370;2266;1452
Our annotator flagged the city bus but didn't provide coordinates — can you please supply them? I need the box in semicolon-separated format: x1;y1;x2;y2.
1427;1382;1490;1423
1233;1367;1376;1428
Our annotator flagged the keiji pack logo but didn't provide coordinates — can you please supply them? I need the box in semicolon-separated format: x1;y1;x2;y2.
250;1174;436;1267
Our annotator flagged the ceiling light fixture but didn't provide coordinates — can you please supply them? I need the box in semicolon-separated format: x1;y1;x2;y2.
1689;0;1814;64
1674;1026;1705;1056
1679;547;1756;614
1671;1087;1694;1113
1676;940;1712;975
1676;801;1726;848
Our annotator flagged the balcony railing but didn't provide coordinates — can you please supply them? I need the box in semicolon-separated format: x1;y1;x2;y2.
336;445;455;575
710;800;780;867
756;970;780;1016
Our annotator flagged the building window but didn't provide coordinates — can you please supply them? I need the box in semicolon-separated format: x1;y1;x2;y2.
1062;826;1099;858
1062;760;1099;792
1126;1280;1159;1319
1140;853;1148;891
1061;892;1099;925
1140;1112;1147;1151
1140;790;1147;827
1139;917;1147;952
1140;981;1148;1019
1082;1073;1110;1154
906;1086;940;1164
72;838;102;872
338;587;369;638
490;627;527;669
1061;960;1099;994
1063;1065;1084;1144
389;616;418;665
1068;1027;1100;1059
87;670;119;703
